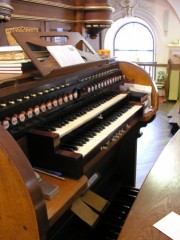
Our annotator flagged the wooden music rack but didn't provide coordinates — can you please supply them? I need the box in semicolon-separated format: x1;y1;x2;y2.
12;31;105;77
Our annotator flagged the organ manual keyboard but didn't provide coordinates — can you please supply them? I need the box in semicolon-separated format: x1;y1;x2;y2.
0;32;158;239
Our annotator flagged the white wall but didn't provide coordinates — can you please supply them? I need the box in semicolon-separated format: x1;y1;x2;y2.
102;0;180;64
167;0;180;21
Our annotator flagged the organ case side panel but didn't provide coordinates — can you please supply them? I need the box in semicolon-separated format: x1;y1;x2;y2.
0;125;48;240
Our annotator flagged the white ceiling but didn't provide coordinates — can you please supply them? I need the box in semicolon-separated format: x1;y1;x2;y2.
167;0;180;20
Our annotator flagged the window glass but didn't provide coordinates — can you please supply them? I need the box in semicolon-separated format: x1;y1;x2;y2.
114;22;154;62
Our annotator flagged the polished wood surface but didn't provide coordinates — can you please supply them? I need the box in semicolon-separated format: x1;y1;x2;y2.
118;129;180;240
136;101;175;188
41;174;87;227
0;123;87;237
119;61;159;122
0;0;113;45
0;125;48;240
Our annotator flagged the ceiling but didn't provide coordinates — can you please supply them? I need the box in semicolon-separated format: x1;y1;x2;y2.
167;0;180;20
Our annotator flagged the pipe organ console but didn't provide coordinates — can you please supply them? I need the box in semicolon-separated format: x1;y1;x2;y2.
0;33;158;239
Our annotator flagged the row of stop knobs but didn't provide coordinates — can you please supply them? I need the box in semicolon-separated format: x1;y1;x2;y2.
0;73;124;130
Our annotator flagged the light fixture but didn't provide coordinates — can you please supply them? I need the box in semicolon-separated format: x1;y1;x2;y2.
120;0;138;17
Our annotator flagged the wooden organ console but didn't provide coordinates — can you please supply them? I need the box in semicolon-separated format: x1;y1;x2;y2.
0;32;158;239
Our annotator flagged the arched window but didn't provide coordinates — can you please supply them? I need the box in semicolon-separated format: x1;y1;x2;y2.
114;22;154;62
104;17;156;63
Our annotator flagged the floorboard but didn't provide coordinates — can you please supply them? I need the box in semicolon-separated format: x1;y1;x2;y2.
136;101;176;188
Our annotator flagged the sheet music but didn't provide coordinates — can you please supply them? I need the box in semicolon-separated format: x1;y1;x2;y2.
47;45;85;67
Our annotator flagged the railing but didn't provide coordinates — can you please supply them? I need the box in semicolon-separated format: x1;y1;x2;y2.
133;61;167;81
134;61;180;100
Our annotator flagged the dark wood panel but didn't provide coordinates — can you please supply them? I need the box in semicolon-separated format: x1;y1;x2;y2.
11;1;75;20
0;125;48;240
5;19;44;29
49;0;74;5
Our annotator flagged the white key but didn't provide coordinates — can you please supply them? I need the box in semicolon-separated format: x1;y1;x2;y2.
53;93;127;137
74;105;142;157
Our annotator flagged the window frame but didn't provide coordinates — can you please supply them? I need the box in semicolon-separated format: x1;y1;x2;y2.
113;21;155;63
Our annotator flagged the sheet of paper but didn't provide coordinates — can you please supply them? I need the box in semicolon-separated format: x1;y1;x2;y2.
153;212;180;240
47;45;85;67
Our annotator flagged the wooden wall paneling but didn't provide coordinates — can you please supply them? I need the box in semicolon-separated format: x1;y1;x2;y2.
4;19;46;38
4;20;45;45
74;8;83;35
11;1;75;21
5;19;45;30
85;9;112;21
49;0;74;5
9;0;77;39
0;0;113;48
45;21;72;33
0;23;9;45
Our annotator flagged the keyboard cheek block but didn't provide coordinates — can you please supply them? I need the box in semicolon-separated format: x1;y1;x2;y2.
27;129;83;179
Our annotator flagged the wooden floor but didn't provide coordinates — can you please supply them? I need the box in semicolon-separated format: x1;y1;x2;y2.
136;100;176;188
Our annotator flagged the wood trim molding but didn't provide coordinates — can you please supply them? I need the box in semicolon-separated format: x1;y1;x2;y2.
11;14;113;24
85;20;113;24
15;0;114;11
0;1;14;21
84;6;114;11
18;0;75;10
0;1;14;11
11;14;77;22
